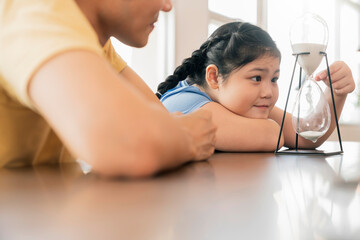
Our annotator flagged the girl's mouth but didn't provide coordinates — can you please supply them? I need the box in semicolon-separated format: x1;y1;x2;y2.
254;105;269;108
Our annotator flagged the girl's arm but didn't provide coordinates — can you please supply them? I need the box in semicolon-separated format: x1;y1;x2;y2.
201;102;284;152
269;61;355;149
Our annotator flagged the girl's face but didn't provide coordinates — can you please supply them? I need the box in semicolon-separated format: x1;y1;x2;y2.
217;55;280;119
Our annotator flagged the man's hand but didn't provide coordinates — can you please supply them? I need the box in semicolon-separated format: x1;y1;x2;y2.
173;109;217;161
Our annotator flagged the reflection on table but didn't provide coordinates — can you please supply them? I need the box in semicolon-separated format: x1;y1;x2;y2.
0;141;359;240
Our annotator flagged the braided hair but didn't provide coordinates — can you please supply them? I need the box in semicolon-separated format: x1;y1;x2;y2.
156;21;281;98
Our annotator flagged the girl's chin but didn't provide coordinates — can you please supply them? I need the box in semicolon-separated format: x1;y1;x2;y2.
245;106;274;119
243;112;269;119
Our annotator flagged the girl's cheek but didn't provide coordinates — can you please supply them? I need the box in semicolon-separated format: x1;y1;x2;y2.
274;87;279;101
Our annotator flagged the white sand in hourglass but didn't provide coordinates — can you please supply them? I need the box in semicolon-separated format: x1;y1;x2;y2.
299;130;326;143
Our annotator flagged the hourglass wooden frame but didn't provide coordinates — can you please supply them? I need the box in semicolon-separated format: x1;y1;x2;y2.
275;51;343;155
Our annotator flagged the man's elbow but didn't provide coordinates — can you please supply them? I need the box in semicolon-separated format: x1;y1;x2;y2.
86;145;162;179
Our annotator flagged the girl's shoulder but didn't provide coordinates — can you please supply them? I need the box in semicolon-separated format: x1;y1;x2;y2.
160;80;212;114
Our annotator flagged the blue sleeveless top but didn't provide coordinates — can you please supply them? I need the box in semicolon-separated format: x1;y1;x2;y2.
160;80;212;114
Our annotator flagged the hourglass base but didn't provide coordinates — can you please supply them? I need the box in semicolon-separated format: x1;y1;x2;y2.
276;148;343;156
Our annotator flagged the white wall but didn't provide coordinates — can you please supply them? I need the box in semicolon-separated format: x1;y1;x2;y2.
173;0;209;66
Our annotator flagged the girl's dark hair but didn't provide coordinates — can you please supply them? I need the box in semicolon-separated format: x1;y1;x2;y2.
156;21;281;98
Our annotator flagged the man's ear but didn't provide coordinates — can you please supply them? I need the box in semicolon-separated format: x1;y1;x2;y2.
205;64;219;90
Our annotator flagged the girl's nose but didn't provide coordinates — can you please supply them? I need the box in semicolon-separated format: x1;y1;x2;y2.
260;82;273;98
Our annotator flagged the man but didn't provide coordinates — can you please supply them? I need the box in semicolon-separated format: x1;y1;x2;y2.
0;0;216;177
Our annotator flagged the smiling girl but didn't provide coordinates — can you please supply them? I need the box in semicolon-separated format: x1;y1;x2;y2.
156;22;355;152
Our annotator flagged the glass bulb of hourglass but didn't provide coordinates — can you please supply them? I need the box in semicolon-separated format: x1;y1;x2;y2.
290;13;328;76
289;13;330;143
291;75;331;143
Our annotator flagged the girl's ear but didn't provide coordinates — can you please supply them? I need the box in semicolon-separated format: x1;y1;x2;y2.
205;64;220;89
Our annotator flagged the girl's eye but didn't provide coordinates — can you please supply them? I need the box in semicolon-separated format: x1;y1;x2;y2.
251;76;261;82
272;77;279;83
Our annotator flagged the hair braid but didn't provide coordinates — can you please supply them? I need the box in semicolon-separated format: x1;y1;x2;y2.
156;33;232;98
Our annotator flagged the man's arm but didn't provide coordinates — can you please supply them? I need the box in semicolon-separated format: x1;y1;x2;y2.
29;50;216;178
119;65;165;106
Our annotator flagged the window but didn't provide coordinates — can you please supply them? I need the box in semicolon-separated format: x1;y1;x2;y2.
208;0;257;36
208;0;257;24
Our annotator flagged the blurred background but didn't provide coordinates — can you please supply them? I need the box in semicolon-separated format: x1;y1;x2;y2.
112;0;360;141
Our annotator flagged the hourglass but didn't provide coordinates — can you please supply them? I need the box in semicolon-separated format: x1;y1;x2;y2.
275;13;343;155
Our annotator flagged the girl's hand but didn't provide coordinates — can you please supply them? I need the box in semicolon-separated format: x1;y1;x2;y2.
314;61;355;96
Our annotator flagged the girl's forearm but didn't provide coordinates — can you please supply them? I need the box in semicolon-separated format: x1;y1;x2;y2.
215;118;284;152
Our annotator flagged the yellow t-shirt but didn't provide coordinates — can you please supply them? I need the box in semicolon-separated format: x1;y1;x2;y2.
0;0;126;167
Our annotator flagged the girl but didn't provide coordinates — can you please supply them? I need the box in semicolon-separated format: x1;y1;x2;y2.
156;22;355;152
